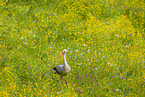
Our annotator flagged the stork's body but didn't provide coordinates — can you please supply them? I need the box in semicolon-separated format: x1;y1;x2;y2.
53;49;71;84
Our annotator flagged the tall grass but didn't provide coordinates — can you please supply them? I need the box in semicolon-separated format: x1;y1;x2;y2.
0;0;144;96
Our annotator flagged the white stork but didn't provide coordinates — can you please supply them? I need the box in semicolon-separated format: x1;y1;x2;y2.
53;49;71;84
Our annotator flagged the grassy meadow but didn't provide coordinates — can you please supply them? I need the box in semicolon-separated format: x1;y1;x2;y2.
0;0;145;96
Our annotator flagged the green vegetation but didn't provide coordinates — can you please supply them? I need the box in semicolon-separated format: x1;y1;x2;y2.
0;0;144;96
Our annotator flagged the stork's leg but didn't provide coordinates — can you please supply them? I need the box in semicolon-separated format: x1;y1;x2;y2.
60;76;67;85
60;76;63;84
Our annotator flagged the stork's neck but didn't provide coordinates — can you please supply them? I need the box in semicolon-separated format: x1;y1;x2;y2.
63;53;68;66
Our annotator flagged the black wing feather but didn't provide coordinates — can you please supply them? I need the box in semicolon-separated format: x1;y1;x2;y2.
53;67;61;74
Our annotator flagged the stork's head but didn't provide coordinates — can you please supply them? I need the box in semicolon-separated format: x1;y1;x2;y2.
58;49;68;58
63;49;67;53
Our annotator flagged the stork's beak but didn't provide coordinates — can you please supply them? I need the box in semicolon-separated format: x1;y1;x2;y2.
58;52;64;58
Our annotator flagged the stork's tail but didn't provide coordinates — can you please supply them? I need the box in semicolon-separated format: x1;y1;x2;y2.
52;67;60;74
52;67;56;71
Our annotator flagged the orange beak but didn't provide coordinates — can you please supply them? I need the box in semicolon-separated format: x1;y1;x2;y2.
58;52;64;58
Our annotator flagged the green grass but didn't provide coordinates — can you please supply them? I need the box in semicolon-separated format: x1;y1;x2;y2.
0;0;145;96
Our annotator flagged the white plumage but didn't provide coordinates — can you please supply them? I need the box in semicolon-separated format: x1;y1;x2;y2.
53;49;71;84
